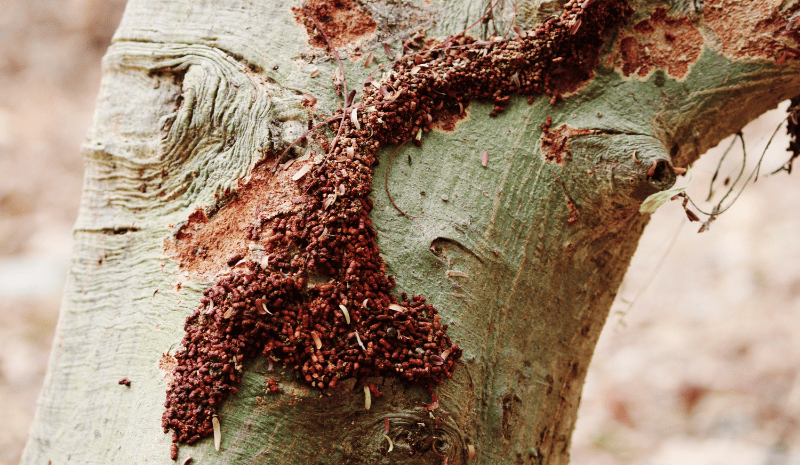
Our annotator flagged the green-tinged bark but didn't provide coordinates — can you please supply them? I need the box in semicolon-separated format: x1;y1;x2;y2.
22;0;800;464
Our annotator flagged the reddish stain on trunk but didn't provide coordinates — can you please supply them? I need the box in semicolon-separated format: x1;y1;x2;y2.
612;8;703;80
703;0;800;61
541;124;591;164
294;0;377;49
165;160;305;279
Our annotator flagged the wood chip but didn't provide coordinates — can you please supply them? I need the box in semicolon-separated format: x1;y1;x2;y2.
467;444;475;458
212;416;221;451
292;163;312;181
481;150;488;167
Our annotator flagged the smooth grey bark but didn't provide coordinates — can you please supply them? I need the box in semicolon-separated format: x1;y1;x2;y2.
22;0;800;464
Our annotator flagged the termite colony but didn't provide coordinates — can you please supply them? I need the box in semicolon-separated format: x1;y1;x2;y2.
162;0;631;454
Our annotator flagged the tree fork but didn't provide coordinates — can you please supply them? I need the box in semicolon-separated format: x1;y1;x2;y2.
22;0;800;464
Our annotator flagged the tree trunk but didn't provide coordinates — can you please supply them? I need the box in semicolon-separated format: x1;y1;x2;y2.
21;0;800;464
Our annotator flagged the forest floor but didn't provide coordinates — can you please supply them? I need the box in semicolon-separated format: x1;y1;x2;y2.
1;2;799;464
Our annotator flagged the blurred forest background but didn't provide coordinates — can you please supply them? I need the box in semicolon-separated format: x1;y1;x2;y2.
0;1;799;464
